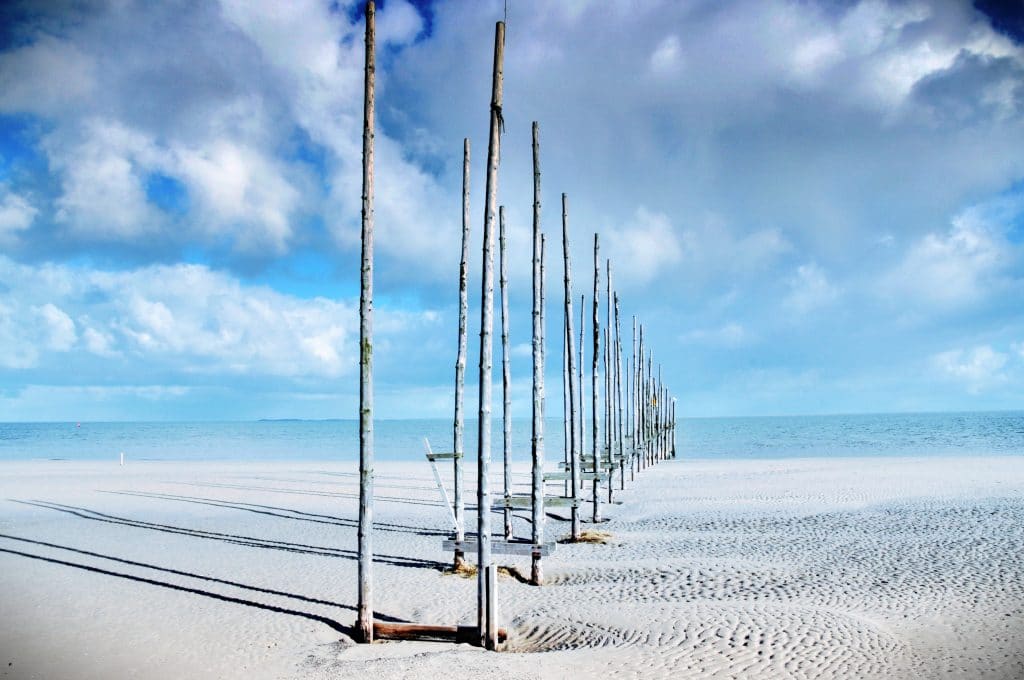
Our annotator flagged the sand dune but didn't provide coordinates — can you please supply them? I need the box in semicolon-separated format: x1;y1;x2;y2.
1;456;1021;679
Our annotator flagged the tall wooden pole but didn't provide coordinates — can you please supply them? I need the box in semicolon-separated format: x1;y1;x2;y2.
561;194;580;540
476;20;504;651
500;207;512;540
452;139;470;570
614;293;625;489
605;260;613;499
532;119;548;581
533;233;546;584
356;0;375;644
604;326;612;503
562;304;570;497
578;294;585;491
590;234;601;523
630;315;637;479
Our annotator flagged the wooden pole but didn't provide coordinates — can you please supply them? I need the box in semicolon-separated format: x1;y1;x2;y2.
604;326;612;504
562;303;570;498
614;293;625;490
590;234;601;523
605;260;613;500
356;0;375;644
578;294;585;491
530;121;543;571
533;233;546;584
476;19;504;651
500;206;512;540
561;193;580;540
630;315;637;480
452;138;470;570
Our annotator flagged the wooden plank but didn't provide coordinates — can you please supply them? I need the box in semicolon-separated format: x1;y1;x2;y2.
443;539;555;557
426;452;457;460
373;622;507;644
544;471;605;482
544;496;580;508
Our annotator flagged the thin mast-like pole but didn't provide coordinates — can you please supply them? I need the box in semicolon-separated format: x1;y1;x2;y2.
578;294;585;490
356;0;375;644
605;260;613;498
530;122;544;570
452;138;470;570
591;234;601;523
561;193;580;540
630;315;637;479
533;233;546;584
500;206;512;540
614;293;625;489
476;19;504;651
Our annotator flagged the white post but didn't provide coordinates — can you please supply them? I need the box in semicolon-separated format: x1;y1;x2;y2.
356;0;376;645
500;206;513;540
452;138;470;570
476;19;504;651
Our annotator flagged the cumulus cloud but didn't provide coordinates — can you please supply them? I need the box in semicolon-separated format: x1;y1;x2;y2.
931;345;1008;392
0;256;358;377
0;186;37;242
680;322;750;348
603;207;682;285
882;205;1012;308
784;263;840;314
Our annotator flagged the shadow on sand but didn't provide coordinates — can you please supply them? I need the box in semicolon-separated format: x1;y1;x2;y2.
12;499;446;571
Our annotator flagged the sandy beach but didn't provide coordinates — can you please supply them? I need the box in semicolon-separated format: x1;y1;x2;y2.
1;455;1022;679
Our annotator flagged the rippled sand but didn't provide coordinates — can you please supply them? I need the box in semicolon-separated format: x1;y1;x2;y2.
1;456;1021;679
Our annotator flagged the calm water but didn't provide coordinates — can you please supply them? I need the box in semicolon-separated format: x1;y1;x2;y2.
1;412;1022;462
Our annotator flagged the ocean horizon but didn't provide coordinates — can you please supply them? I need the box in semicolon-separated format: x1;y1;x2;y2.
1;410;1022;462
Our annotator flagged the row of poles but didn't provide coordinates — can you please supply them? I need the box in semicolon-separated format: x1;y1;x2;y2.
355;4;678;649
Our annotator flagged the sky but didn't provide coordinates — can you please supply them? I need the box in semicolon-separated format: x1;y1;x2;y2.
0;0;1023;421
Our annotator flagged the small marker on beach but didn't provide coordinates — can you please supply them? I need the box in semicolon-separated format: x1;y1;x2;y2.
120;451;124;466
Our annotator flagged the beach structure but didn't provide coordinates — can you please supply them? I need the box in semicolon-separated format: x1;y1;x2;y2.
370;4;679;648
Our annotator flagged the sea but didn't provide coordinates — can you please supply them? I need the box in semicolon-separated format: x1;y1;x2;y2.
0;411;1022;462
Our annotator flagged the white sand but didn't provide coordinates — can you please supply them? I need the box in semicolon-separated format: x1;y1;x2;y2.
1;455;1022;679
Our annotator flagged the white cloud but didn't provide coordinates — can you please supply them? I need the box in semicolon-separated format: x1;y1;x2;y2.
0;257;358;377
784;262;840;313
883;207;1010;308
0;35;96;116
34;303;77;351
0;187;37;242
649;35;683;75
931;345;1008;393
604;207;682;285
680;322;750;348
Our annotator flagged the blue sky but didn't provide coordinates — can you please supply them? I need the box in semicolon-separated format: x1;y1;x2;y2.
1;0;1023;421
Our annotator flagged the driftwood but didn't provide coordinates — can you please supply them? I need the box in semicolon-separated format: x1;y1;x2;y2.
373;622;508;644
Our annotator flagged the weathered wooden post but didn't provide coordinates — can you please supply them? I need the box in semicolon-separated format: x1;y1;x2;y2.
532;233;546;584
476;19;504;651
561;193;581;540
356;0;375;644
578;295;585;491
529;123;544;575
626;313;634;477
614;293;625;489
562;305;570;497
500;206;513;540
604;326;612;504
590;234;601;523
452;138;470;570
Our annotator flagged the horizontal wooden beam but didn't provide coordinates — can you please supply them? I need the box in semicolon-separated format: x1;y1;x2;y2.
373;622;507;644
442;539;554;556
